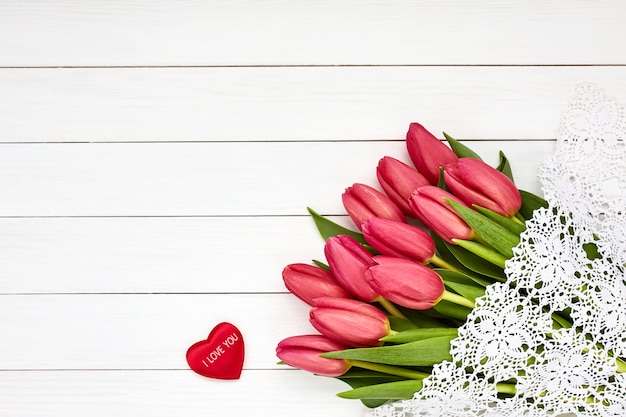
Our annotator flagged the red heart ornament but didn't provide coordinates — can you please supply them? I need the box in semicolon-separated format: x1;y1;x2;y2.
186;322;245;380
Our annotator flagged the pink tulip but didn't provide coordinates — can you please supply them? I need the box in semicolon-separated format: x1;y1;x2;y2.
409;185;473;244
443;157;522;217
282;263;352;306
406;123;458;185
376;156;429;215
309;297;391;347
342;183;405;230
365;256;445;310
276;334;351;377
324;235;379;302
361;217;436;264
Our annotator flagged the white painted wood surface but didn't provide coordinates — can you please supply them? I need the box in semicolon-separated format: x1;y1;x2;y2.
0;1;625;416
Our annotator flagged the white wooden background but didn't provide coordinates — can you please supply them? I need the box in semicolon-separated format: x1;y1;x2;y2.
1;1;625;416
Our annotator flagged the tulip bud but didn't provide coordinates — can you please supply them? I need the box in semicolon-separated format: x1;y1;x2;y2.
376;156;429;215
276;334;351;377
282;263;353;306
361;217;435;264
324;235;378;302
443;157;522;217
309;297;391;347
365;256;445;310
406;123;458;185
342;183;405;230
409;185;473;244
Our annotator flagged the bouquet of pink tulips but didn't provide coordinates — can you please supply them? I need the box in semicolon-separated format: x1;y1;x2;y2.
276;123;549;408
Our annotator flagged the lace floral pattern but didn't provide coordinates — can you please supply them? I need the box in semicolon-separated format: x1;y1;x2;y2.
371;85;626;417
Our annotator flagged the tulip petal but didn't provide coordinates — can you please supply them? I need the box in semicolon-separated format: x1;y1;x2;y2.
324;235;379;302
365;256;444;310
444;158;522;217
376;156;429;215
276;335;350;377
361;217;435;264
406;123;458;185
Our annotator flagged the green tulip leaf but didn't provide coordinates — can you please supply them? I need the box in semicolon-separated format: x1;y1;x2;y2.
442;132;483;160
307;207;366;244
473;205;526;235
453;239;508;269
436;268;485;287
388;316;420;331
446;199;519;258
431;234;493;286
322;336;454;366
339;368;404;379
337;370;406;408
518;190;549;219
437;167;447;189
360;398;388;408
443;240;506;281
311;259;330;270
444;281;485;303
337;379;423;401
496;151;515;182
432;299;471;321
396;306;450;328
381;328;458;344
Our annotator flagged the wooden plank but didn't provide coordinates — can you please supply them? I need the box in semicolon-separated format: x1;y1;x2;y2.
0;140;551;217
1;66;625;142
0;370;363;417
0;216;347;294
0;294;314;370
0;1;624;66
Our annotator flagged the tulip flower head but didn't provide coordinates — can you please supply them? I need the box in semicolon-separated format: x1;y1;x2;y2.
365;256;445;310
276;334;351;377
361;216;436;264
409;186;474;244
376;156;429;215
309;296;391;347
443;157;522;217
342;183;405;230
324;235;379;302
406;123;458;185
282;263;352;306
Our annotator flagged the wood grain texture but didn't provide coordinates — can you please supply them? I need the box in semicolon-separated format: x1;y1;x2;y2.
2;1;625;415
0;216;339;294
1;66;626;142
0;140;551;217
0;0;624;66
0;294;312;370
0;370;363;417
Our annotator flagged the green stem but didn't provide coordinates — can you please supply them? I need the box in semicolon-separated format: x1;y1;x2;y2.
441;290;476;309
452;238;508;269
514;212;526;224
430;255;460;271
377;297;409;320
350;360;429;380
617;358;626;373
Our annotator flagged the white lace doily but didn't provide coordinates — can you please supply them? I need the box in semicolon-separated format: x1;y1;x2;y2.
371;84;626;417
